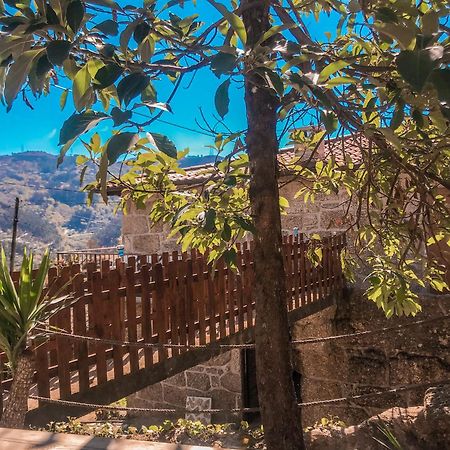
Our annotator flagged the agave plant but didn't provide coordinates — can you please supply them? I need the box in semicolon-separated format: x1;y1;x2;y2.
0;247;72;429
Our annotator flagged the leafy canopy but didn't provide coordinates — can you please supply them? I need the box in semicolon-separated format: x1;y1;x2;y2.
1;0;449;317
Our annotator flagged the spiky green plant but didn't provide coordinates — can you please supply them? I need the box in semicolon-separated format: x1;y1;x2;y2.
0;247;72;429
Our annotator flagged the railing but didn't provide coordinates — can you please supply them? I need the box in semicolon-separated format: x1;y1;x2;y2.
56;247;122;266
1;234;346;404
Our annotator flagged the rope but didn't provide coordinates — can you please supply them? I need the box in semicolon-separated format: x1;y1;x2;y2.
21;380;449;413
35;314;449;349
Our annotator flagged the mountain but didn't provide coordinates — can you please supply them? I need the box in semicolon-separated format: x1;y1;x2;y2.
0;151;120;258
0;152;220;259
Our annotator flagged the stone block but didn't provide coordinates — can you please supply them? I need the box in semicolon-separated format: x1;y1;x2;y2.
220;372;241;393
162;384;187;406
123;215;149;235
132;234;161;254
207;351;232;367
281;214;303;233
136;382;163;400
164;371;187;388
186;371;211;392
302;213;320;230
123;235;133;253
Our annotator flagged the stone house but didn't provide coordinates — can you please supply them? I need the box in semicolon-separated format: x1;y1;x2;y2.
104;134;449;426
117;133;368;256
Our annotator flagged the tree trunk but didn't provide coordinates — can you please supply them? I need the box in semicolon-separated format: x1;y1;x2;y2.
0;349;35;428
242;1;305;449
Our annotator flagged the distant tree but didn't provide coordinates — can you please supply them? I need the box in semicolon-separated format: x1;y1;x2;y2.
2;0;449;446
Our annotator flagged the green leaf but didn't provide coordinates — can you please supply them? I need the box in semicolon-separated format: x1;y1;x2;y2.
46;40;71;66
94;19;118;36
147;132;177;158
221;221;231;241
35;54;52;78
59;88;69;110
4;48;43;109
224;248;237;266
325;76;358;87
203;209;217;232
209;1;247;44
211;52;237;78
133;21;151;44
111;107;132;126
397;47;443;92
422;10;439;35
215;79;230;119
430;69;450;103
319;60;350;82
66;0;84;33
320;110;338;133
117;72;149;107
377;23;415;50
234;217;255;234
375;7;398;24
106;132;138;164
93;63;123;89
59;111;108;145
84;0;119;8
72;64;92;111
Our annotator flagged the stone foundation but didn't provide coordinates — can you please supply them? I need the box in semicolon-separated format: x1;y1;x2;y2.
127;291;449;428
127;350;242;423
294;290;450;427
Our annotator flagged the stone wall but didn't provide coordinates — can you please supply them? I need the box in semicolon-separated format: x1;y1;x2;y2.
122;181;353;255
126;292;448;428
293;290;450;427
127;350;242;423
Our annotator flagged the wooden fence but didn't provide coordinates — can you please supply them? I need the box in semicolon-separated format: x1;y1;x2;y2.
2;234;346;404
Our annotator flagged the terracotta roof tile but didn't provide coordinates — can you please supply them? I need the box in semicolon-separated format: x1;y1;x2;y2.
107;134;367;193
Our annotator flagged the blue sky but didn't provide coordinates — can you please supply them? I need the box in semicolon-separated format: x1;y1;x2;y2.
0;1;335;157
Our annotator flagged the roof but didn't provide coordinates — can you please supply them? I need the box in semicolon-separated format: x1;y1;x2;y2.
107;133;368;195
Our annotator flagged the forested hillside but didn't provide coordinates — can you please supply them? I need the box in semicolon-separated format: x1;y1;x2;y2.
0;152;218;256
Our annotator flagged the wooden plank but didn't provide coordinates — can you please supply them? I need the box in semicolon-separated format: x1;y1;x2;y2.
72;268;90;393
92;270;108;386
55;267;72;399
217;259;227;339
140;264;153;368
185;259;196;346
236;250;245;333
109;269;124;380
293;235;300;308
227;261;236;335
196;256;207;345
125;266;139;373
177;260;188;352
206;261;216;343
153;263;167;361
299;236;307;306
101;261;112;339
34;338;50;405
168;259;179;356
243;246;253;326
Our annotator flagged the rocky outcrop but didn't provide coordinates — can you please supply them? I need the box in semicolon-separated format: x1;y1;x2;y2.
306;384;450;449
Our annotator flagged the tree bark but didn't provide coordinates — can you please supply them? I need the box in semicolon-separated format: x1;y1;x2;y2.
0;349;35;428
242;1;305;449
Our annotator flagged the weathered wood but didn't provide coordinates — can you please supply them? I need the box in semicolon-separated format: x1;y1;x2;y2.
55;267;72;399
18;233;346;420
92;271;107;386
72;269;90;393
109;269;124;380
125;266;139;373
153;263;167;361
